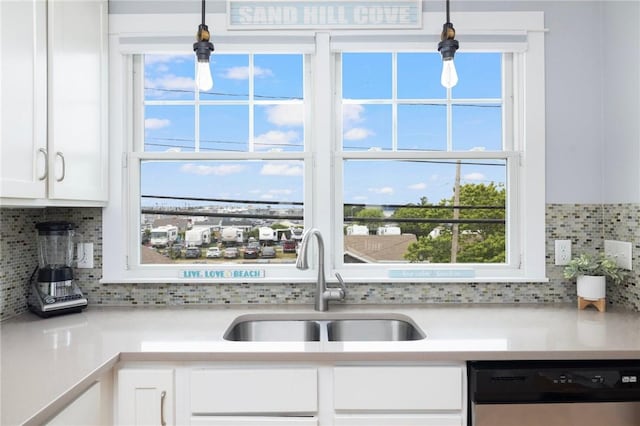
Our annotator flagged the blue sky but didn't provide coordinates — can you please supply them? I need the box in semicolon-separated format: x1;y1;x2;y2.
141;51;505;208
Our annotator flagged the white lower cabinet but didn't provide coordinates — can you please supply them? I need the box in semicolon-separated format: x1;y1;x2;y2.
190;418;318;425
116;363;465;426
117;368;174;426
333;415;463;426
332;365;465;426
189;367;318;425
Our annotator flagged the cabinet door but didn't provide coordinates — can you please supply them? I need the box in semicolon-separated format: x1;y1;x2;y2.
48;0;107;202
334;366;463;412
118;369;174;426
0;0;47;199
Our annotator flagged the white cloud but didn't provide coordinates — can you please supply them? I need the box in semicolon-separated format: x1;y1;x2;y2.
248;189;261;194
464;172;486;181
266;105;303;126
180;163;246;176
145;118;170;130
222;66;273;80
255;130;300;148
368;186;394;195
353;195;368;201
343;127;375;141
145;75;194;91
260;163;303;176
469;146;486;152
260;194;275;200
342;104;365;126
408;182;427;190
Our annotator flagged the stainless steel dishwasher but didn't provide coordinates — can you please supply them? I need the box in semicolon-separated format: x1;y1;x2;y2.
468;360;640;426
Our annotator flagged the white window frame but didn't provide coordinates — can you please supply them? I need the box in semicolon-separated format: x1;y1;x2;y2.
103;11;546;284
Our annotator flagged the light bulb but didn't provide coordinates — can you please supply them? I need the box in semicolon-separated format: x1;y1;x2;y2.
196;61;213;91
441;59;458;89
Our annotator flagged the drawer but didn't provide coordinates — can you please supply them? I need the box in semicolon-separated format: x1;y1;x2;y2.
333;366;463;411
190;368;317;415
191;417;319;425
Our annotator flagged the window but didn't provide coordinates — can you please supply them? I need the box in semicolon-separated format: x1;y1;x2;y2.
339;52;507;266
137;53;306;268
103;12;546;283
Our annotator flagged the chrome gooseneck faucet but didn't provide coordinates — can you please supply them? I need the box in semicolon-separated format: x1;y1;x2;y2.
296;228;346;311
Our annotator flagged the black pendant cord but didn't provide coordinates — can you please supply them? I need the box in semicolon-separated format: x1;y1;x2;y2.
445;0;451;24
201;0;206;26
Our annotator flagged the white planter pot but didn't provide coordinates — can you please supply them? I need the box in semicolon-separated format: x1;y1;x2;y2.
576;275;606;300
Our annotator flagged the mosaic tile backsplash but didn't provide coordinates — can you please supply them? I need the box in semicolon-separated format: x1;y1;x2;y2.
2;204;638;321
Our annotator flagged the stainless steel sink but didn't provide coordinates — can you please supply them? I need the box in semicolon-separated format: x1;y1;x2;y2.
224;319;321;342
327;319;425;341
224;314;425;342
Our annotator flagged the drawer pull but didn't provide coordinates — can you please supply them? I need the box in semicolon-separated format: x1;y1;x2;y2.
160;390;167;426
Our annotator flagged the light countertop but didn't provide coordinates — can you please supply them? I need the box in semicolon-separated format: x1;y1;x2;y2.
2;303;640;425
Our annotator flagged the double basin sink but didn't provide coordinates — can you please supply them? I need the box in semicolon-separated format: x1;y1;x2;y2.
224;313;425;342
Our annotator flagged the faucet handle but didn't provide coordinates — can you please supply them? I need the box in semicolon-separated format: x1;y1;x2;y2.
334;273;347;298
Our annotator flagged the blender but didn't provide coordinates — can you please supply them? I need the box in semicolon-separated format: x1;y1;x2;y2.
28;221;87;317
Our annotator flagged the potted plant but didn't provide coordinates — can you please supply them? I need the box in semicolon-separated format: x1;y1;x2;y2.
563;253;625;301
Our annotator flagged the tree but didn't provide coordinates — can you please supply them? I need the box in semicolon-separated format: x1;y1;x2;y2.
392;196;445;238
403;183;506;263
354;207;385;230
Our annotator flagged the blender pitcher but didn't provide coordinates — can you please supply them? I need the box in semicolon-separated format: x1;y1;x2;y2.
36;221;75;296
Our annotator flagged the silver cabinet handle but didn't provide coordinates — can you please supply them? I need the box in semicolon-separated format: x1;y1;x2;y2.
160;390;167;426
55;152;65;182
37;148;48;181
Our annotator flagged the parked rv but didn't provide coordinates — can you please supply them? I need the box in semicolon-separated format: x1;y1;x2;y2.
377;226;401;236
221;227;243;245
150;225;178;247
258;226;276;243
185;226;211;247
346;225;369;236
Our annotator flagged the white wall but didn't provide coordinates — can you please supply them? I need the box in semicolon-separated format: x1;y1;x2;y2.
601;1;640;204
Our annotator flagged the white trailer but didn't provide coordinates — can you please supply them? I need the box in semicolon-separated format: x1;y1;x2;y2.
346;225;369;236
221;227;243;244
150;225;178;247
377;226;401;236
185;226;211;247
258;226;276;243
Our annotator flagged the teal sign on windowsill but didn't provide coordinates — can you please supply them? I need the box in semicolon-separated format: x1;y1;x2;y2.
228;0;421;29
181;269;266;279
389;269;476;279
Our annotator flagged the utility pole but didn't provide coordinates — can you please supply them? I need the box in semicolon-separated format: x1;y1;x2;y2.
451;160;461;262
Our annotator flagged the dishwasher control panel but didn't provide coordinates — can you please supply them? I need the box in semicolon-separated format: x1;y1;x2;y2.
468;359;640;403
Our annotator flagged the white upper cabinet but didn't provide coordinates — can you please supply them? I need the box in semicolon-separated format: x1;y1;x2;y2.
47;0;107;202
0;0;108;206
0;0;48;200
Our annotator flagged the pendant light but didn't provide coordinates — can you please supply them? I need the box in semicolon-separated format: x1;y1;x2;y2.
193;0;214;91
437;0;459;89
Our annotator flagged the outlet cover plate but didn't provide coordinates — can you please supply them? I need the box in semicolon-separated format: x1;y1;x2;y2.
604;240;632;270
554;240;572;266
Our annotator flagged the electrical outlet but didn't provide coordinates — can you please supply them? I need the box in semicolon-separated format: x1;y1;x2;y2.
77;243;94;269
604;240;633;270
555;240;572;265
